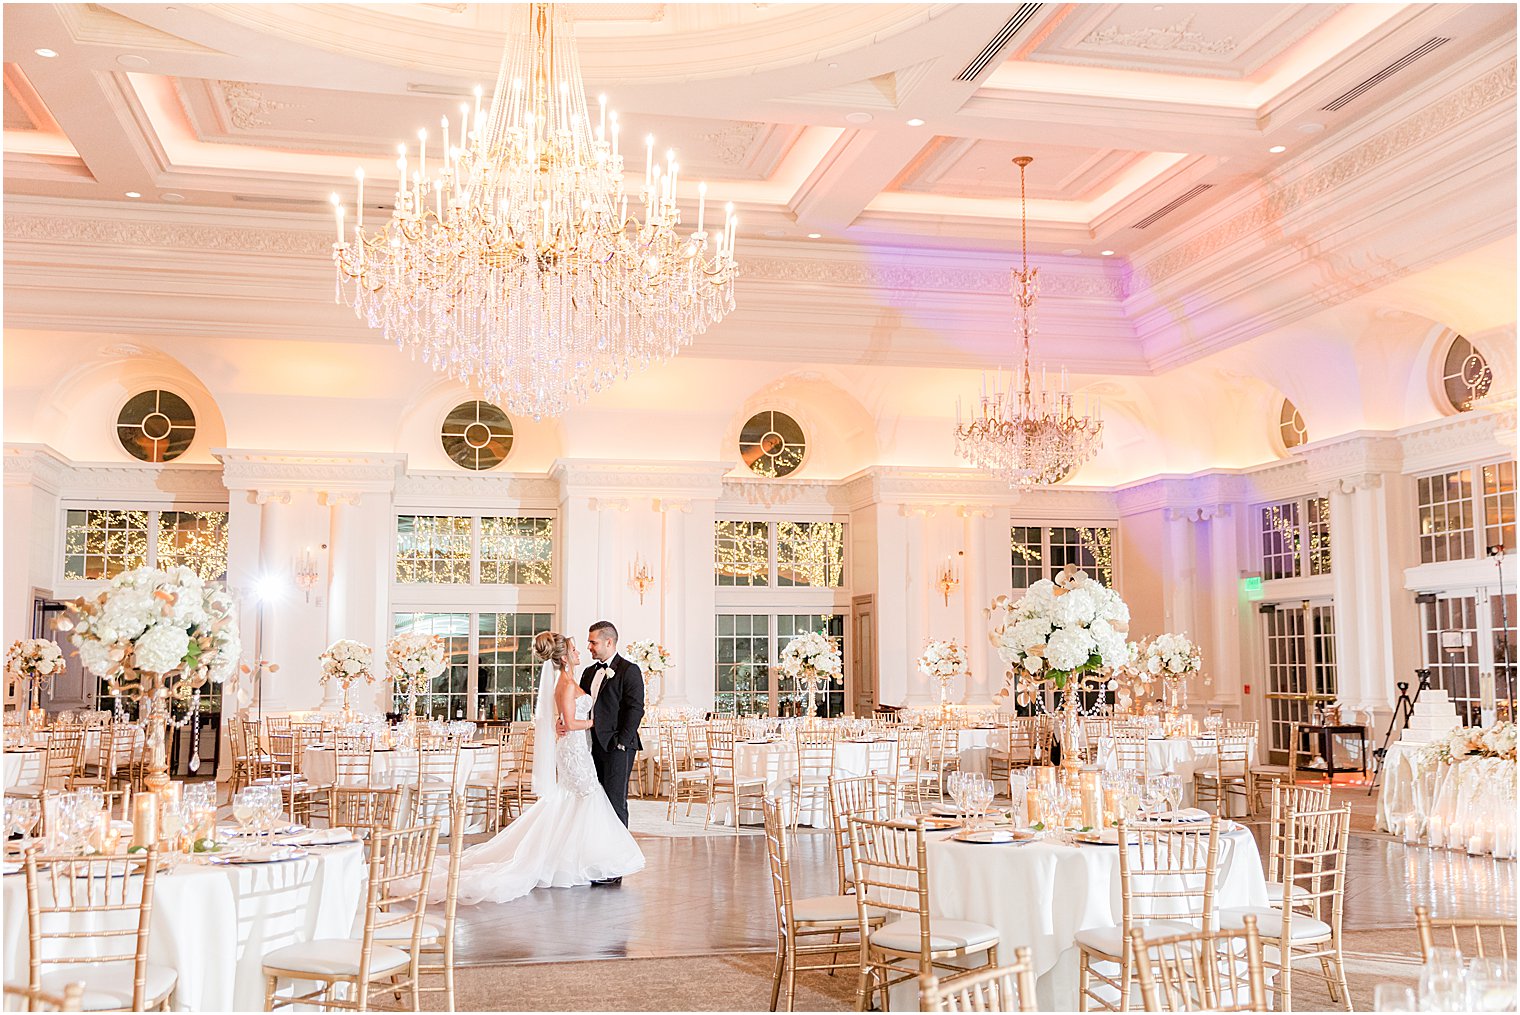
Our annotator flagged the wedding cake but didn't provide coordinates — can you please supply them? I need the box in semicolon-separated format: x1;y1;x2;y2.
1399;687;1462;745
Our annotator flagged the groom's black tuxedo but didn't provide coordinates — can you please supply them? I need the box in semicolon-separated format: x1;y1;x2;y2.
580;652;645;827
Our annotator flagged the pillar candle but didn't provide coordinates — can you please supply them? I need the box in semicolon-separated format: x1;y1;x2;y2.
131;793;158;850
1025;787;1043;828
1103;787;1123;827
1036;766;1057;789
1080;768;1103;829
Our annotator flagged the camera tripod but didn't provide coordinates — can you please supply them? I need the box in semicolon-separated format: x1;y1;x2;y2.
1367;670;1428;795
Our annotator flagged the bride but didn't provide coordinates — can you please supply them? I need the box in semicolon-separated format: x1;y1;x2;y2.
436;630;645;905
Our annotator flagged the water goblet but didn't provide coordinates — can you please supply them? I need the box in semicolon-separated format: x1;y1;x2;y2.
1421;948;1467;1012
6;797;40;850
1467;957;1516;1012
231;789;259;835
1373;984;1418;1012
946;771;968;816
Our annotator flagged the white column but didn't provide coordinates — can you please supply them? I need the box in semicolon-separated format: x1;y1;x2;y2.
1163;508;1198;637
905;507;933;705
961;507;991;703
874;504;911;706
1203;506;1243;713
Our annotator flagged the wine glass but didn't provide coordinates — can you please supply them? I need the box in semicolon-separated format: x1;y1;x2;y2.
231;788;260;835
971;775;995;828
1038;781;1074;840
1466;958;1516;1012
1421;948;1467;1012
257;787;285;833
6;797;40;851
946;771;968;816
1152;773;1183;816
1373;984;1418;1012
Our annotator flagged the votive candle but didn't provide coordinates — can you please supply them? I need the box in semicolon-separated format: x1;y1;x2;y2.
131;794;158;850
1025;787;1043;828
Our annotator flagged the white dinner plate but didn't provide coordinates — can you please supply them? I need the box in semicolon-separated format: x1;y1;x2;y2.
221;823;304;838
210;847;309;865
1145;808;1210;823
952;828;1017;844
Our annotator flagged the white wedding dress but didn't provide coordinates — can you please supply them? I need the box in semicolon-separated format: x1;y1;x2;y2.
437;670;645;906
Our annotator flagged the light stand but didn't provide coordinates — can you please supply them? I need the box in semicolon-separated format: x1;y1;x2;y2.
1491;545;1513;724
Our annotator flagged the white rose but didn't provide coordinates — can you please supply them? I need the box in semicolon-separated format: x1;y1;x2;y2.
1022;655;1044;674
134;624;190;674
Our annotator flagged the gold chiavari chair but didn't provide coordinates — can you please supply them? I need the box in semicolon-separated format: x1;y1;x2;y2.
921;949;1038;1013
1131;917;1268;1013
264;715;292;736
848;816;1000;1012
69;724;123;795
1264;783;1330;907
1415;905;1516;963
328;786;410;841
986;718;1019;790
924;727;962;802
788;732;837;831
252;731;318;824
262;823;440;1012
1077;817;1220;1012
881;729;932;813
872;708;902;725
463;731;518;833
504;728;537;822
1223;720;1258;739
1081;718;1113;764
22;846;175;1011
661;724;711;822
10;730;84;833
412;741;461;825
230;717;267;794
763;798;883;1012
705;728;766;833
377;800;463;1011
826;776;892;899
1218;804;1352;1012
1112;736;1149;772
1193;736;1255;817
3;981;85;1012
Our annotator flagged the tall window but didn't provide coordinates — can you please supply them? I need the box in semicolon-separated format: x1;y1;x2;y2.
63;508;229;582
714;612;846;717
716;521;770;587
715;519;846;587
1010;525;1115;588
394;514;554;585
1483;461;1517;554
390;610;554;721
1413;464;1520;564
1257;497;1331;580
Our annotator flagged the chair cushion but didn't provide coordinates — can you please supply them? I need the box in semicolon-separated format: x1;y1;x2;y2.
262;938;411;977
372;913;446;943
1263;880;1311;905
40;961;177;1011
870;918;999;954
791;894;859;925
1218;906;1332;942
673;769;711;783
1074;919;1199;958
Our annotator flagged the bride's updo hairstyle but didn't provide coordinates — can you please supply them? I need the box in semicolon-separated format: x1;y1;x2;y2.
533;631;569;666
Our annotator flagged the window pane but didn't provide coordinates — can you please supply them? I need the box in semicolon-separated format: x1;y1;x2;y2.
395;515;472;584
714;613;770;715
1010;526;1042;589
1306;498;1332;576
391;612;469;719
1259;502;1301;580
479;516;553;585
776;521;845;587
777;613;846;718
157;511;229;581
715;521;769;587
1050;526;1114;586
1483;460;1517;554
63;509;149;580
1417;468;1476;564
477;612;554;722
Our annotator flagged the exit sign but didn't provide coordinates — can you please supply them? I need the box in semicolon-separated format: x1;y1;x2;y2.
1242;576;1264;600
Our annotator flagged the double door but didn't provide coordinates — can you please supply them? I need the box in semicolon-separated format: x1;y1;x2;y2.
1260;601;1338;760
1418;589;1516;724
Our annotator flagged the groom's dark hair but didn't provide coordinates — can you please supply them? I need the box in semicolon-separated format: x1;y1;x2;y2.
589;620;619;644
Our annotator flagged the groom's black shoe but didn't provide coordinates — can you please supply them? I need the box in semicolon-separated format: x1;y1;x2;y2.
590;877;622;887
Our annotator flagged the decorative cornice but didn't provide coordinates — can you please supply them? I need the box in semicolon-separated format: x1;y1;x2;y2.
1397;408;1516;476
393;471;560;504
1135;58;1518;289
3;213;330;258
741;255;1127;300
215;450;407;494
550;460;732;500
1298;432;1405;493
5;444;228;501
4;445;70;494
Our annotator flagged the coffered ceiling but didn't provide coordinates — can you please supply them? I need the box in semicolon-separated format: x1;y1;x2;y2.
3;2;1516;374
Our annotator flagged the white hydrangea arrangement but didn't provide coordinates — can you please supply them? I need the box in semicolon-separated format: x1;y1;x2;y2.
1421;721;1518;765
779;631;842;714
318;639;375;687
989;564;1129;706
1142;632;1202;676
387;633;447;695
60;565;241;703
6;638;65;685
624;640;672;676
917;639;968;699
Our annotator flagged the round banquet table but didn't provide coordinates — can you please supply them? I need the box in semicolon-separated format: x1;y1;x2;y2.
888;823;1269;1011
301;742;500;792
1094;736;1257;813
715;728;1002;827
1;842;367;1011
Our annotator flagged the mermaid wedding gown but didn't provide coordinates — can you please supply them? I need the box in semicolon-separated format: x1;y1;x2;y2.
438;689;645;906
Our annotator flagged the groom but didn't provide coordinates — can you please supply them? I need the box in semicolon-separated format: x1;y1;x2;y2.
581;621;644;881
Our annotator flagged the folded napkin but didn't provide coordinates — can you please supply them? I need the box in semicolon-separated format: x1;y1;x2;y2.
1152;807;1210;823
284;827;356;846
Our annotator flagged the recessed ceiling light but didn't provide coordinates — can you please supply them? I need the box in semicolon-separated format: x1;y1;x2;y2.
1100;249;1115;256
1297;121;1325;135
117;54;150;68
160;192;185;202
906;118;925;127
762;228;785;238
807;232;822;239
1268;144;1287;154
1061;248;1082;256
124;191;141;199
844;112;873;125
34;48;58;59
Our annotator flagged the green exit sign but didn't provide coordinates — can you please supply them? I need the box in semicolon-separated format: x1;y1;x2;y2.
1242;576;1264;599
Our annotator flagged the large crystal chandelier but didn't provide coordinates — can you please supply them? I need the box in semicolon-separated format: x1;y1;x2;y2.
954;156;1102;485
331;3;739;418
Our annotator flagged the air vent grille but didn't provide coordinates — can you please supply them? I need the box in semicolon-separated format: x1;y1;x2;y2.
955;3;1042;82
1321;37;1450;112
1130;184;1214;230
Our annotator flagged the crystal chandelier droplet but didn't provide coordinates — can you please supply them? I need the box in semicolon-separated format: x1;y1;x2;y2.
331;3;740;419
953;156;1103;485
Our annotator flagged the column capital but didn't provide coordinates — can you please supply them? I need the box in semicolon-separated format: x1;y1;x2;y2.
588;497;630;513
1298;432;1403;494
653;497;693;514
254;489;292;505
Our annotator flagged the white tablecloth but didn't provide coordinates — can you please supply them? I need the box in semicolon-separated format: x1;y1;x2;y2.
1095;736;1257;812
716;729;1000;827
1376;742;1517;858
890;824;1269;1010
2;843;367;1011
2;748;43;788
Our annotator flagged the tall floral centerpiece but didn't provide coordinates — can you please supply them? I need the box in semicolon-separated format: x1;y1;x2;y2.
61;566;240;792
990;564;1129;767
6;638;65;736
1139;633;1204;718
387;633;446;739
624;641;672;707
918;639;969;716
318;639;375;721
779;631;842;717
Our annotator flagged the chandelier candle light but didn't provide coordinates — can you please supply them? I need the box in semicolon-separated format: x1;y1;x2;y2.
331;3;740;419
954;157;1103;485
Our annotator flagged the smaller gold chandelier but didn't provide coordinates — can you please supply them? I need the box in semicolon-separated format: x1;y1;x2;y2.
629;554;655;605
954;156;1103;486
937;556;961;606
